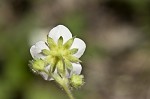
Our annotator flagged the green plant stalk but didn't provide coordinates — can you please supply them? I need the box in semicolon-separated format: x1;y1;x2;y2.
44;70;75;99
53;75;75;99
62;84;75;99
61;58;75;99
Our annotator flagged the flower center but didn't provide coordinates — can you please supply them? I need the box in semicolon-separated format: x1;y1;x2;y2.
42;36;80;73
50;45;70;59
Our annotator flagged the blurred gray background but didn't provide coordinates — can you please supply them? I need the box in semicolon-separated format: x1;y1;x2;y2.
1;0;150;99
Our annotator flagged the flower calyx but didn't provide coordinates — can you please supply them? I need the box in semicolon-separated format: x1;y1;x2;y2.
30;59;45;71
70;74;84;89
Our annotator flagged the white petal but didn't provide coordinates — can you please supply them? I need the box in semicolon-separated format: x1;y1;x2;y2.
48;25;72;43
30;41;49;59
40;63;81;80
71;63;82;75
40;72;49;80
39;65;56;81
71;38;86;58
48;69;58;81
40;65;50;80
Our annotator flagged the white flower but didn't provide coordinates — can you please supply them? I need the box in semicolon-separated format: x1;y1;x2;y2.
30;25;86;80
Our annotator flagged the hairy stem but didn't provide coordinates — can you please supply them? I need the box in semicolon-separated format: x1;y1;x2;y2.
44;70;75;99
63;85;75;99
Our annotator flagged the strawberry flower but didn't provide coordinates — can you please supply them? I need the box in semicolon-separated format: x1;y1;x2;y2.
30;25;86;80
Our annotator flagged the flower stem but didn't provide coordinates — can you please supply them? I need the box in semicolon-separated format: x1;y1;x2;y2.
44;70;75;99
63;84;75;99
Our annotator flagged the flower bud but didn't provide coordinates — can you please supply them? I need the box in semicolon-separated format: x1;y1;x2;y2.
32;59;45;71
70;74;84;89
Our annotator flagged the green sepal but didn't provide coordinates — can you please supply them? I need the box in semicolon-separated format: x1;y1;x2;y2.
50;62;57;73
31;59;45;71
45;56;57;73
51;58;58;73
64;36;76;49
29;60;38;73
70;48;78;54
42;49;51;55
57;60;64;74
47;36;56;49
70;74;84;89
58;36;63;46
64;59;73;70
68;55;81;63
